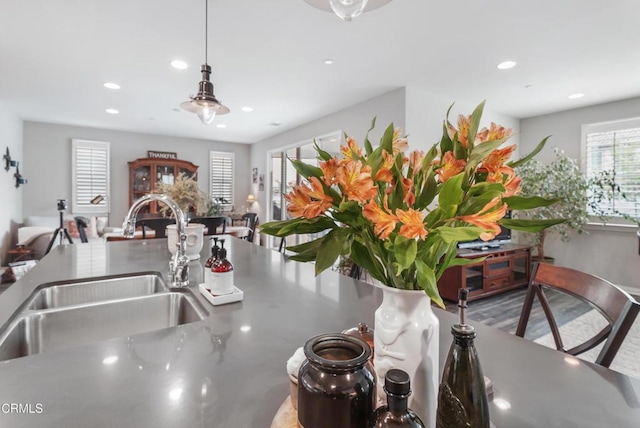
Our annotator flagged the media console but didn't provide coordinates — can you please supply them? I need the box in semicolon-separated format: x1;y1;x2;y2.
437;243;531;302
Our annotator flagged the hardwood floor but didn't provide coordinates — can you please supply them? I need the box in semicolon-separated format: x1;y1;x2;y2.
443;287;593;340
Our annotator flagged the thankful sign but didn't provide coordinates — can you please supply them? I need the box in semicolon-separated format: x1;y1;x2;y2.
148;151;177;160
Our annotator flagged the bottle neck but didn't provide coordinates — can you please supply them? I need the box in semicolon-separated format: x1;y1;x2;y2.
386;392;408;412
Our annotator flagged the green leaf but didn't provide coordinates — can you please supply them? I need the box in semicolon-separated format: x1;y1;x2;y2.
394;235;418;271
380;123;395;153
415;259;444;309
466;100;486;146
315;229;347;275
501;218;566;232
350;240;386;283
438;172;465;212
446;256;487;268
468;138;506;168
468;182;505;196
414;170;437;209
364;117;377;155
508;136;550;168
440;121;453;154
290;158;323;180
279;216;336;236
313;141;332;162
287;237;325;255
288;253;318;263
503;195;560;210
435;226;484;243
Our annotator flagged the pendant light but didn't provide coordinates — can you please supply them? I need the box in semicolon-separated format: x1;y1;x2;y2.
304;0;392;21
181;0;229;124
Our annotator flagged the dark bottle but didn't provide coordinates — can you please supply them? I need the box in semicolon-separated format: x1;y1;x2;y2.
298;333;376;428
370;369;425;428
210;239;234;295
204;237;220;290
436;289;490;428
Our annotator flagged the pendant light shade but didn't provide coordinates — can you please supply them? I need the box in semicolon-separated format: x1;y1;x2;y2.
329;0;368;21
181;0;229;124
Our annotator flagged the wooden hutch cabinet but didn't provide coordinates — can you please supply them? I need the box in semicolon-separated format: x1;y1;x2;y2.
128;157;199;214
437;244;531;302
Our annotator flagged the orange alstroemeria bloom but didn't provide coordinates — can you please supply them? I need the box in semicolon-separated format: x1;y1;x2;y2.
480;144;516;174
484;122;513;142
392;128;409;153
284;186;311;218
340;136;363;159
302;177;334;219
374;150;395;183
396;208;428;240
320;158;340;186
436;151;467;182
336;160;378;203
363;200;398;239
447;115;471;148
409;150;424;174
501;167;522;197
457;197;508;241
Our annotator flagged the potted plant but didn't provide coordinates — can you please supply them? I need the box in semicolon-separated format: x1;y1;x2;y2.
155;173;211;216
515;147;590;262
260;101;561;423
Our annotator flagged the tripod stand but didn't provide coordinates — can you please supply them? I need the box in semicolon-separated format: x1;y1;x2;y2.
45;210;74;255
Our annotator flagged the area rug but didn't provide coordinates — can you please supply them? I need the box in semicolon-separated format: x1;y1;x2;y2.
534;310;640;379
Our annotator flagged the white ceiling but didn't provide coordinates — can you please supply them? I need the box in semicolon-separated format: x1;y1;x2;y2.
1;0;639;144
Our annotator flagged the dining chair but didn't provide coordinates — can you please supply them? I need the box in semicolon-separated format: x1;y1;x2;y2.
241;213;258;242
515;262;640;368
189;216;227;235
137;218;175;239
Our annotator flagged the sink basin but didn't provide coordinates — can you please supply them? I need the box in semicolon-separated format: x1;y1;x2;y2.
0;291;207;362
27;273;168;310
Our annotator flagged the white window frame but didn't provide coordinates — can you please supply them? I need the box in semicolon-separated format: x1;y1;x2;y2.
209;151;234;209
581;117;640;225
71;139;110;214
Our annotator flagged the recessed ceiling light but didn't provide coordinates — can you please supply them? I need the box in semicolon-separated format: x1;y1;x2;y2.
171;60;188;70
323;59;334;65
269;122;282;127
241;107;254;112
568;93;584;99
105;108;119;115
103;82;120;90
216;123;227;128
172;108;181;112
497;61;517;70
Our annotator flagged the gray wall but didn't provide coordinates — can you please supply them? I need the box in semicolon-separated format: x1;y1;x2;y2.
23;122;251;226
249;88;406;228
0;102;23;266
520;96;640;291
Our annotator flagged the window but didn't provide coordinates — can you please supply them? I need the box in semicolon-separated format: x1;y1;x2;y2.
583;118;640;219
209;151;234;207
72;139;110;214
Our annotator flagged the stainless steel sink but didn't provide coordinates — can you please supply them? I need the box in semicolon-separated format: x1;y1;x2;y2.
0;290;207;362
26;273;168;310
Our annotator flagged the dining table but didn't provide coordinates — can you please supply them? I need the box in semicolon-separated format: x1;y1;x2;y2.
0;237;638;427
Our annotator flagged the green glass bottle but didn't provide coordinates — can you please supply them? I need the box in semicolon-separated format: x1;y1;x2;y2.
436;289;490;428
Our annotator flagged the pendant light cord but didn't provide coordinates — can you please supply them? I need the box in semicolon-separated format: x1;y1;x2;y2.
204;0;208;65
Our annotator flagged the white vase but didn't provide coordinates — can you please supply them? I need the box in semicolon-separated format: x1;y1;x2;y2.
373;285;439;428
166;223;204;260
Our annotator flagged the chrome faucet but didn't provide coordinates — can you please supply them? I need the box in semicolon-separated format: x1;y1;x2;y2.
122;194;190;287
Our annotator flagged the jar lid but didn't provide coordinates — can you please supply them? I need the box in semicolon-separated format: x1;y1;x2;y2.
341;322;374;350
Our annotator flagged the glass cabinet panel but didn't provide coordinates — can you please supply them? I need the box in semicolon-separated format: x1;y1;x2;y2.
157;165;175;185
133;166;151;193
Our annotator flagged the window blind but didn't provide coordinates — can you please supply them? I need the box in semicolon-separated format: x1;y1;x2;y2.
72;139;110;214
209;151;234;206
584;125;640;218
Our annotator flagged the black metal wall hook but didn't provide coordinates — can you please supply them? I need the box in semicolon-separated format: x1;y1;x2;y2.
3;147;17;171
14;163;27;188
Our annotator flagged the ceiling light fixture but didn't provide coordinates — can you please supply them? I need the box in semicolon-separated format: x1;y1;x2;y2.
568;93;585;99
303;0;392;21
180;0;229;125
497;61;517;70
103;82;120;90
171;60;188;70
241;106;254;112
105;108;119;114
216;123;227;128
323;59;334;65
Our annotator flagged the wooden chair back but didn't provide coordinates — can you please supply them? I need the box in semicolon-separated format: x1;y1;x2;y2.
241;213;258;242
138;218;175;239
516;262;640;367
189;216;227;235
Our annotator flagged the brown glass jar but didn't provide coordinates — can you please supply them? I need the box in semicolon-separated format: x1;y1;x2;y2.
298;333;376;428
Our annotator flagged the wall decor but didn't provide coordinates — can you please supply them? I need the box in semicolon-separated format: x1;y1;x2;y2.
259;174;264;191
147;150;178;160
252;167;258;183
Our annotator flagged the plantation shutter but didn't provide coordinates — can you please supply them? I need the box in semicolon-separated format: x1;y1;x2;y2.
209;151;234;206
584;120;640;218
72;139;110;213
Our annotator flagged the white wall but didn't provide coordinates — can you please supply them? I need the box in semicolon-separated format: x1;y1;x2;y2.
0;102;23;266
23;122;251;226
249;88;406;228
520;96;640;291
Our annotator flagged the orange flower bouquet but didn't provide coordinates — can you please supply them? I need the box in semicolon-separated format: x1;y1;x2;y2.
260;102;561;308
